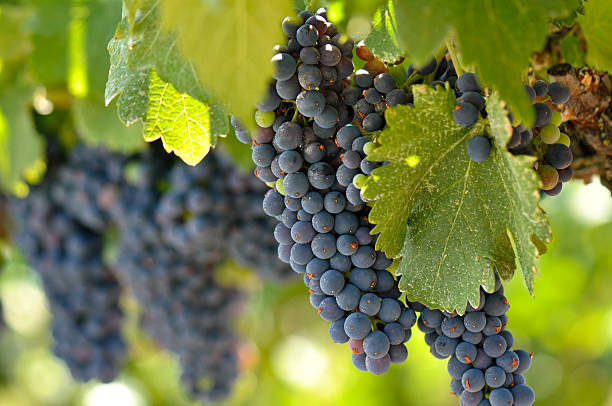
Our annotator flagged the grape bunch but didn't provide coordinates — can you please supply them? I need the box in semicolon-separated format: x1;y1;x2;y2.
115;152;243;402
342;43;409;132
233;8;419;375
445;69;572;194
508;79;573;196
418;274;535;406
11;178;126;383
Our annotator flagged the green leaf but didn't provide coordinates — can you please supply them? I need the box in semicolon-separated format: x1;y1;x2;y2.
106;21;150;126
362;86;551;311
365;2;404;63
144;70;216;166
579;0;612;73
118;0;228;139
560;34;586;68
394;0;580;127
73;97;145;153
160;0;294;123
0;84;44;193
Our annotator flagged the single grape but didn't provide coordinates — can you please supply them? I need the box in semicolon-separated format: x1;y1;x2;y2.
468;136;491;162
537;164;559;190
320;269;345;295
319;43;342;66
314;105;339;129
297;90;326;117
441;316;466;338
363;113;384;132
454;103;479;128
271;52;297;81
318;296;344;321
483;334;508;358
336;234;359;256
296;24;318;47
283;172;309;198
300;47;320;64
456;342;478;364
278;150;304;174
456;72;481;93
363;330;390;359
352;353;367;371
511;384;535;406
311;233;337;259
383;322;405;345
354;69;374;88
464;311;486;332
544;144;572;169
359;292;382;316
539;122;560;144
417;57;437;76
460;390;484;406
532;80;548;97
434;335;459;358
336;283;361;310
312;211;334;233
298;64;323;90
496;350;520;373
388;344;408;364
448;355;471;379
329;317;349;343
344;311;371;339
533;102;552;127
457;91;485;111
373;73;396;93
485;365;507;388
378;298;401;322
489;388;513;406
365;354;391;375
548;81;571;104
290;243;314;265
524;85;536;102
462;368;486;392
291;221;316;244
558;165;573;183
307;162;336;189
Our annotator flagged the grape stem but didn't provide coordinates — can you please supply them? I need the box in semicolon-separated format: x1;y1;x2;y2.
446;38;464;76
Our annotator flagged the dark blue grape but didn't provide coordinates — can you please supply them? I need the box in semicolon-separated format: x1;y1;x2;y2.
337;234;358;256
383;323;405;345
330;252;352;272
544;144;572;169
274;223;292;245
388;344;408;364
532;80;548;97
362;113;384;132
311;233;337;259
263;190;285;217
297;90;326;117
275;122;303;151
301;191;324;214
456;72;481;93
354;69;374;88
272;52;297;81
547;81;570;104
464;311;486;332
533;102;552;127
434;335;458;358
454;103;479;127
298;64;322;90
483;335;507;358
359;293;381;316
329;317;349;343
485;365;506;388
364;330;390;359
312;211;334;233
468;136;491;162
308;162;335;189
344;311;371;339
291;221;316;244
296;24;318;46
489;388;513;406
336;283;361;311
441;316;466;338
290;243;314;265
278;150;304;173
318;296;344;321
462;368;486;392
386;88;407;106
496;350;519;373
320;269;345;295
300;47;320;64
448;355;471;379
352;353;367;371
457;91;485;111
511;384;535;406
285;196;302;211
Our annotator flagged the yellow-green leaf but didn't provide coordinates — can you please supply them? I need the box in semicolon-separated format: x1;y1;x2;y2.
145;70;215;166
579;0;612;73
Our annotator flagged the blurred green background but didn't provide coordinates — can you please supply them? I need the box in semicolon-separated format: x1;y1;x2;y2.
1;179;611;406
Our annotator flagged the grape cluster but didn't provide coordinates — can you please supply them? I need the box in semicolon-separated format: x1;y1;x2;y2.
11;177;126;383
508;79;573;196
445;69;572;194
342;43;409;132
234;8;419;375
418;274;535;406
116;169;241;401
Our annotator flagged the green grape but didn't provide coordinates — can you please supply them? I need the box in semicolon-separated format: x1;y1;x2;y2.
255;110;276;128
556;133;571;147
265;180;276;189
275;178;286;195
539;123;560;144
550;111;563;127
353;173;367;189
537;164;559;190
363;142;375;155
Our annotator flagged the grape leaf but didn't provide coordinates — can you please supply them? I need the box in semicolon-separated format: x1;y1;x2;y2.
579;0;612;73
106;21;150;126
362;86;551;311
144;70;216;166
394;0;580;127
159;0;294;124
0;84;44;193
115;0;228;144
365;2;404;63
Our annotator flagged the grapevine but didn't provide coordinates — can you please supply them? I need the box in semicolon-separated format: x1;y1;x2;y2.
0;1;611;405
